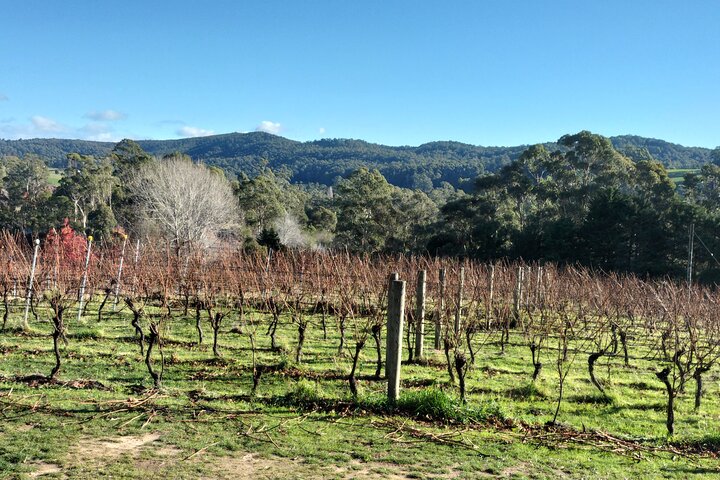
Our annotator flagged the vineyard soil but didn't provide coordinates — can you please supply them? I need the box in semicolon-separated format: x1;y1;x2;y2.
1;302;719;479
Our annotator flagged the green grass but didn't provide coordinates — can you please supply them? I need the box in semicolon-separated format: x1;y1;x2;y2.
1;300;719;478
47;168;62;187
667;168;699;186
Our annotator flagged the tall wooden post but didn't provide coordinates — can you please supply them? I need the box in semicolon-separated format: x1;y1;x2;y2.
486;264;495;330
386;279;406;404
534;266;543;305
77;236;93;322
131;238;140;295
434;268;446;350
112;234;128;311
513;266;524;321
22;239;40;330
414;270;427;360
454;266;465;334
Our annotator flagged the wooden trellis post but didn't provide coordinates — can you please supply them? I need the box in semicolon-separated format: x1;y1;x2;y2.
454;266;464;334
386;277;406;404
434;268;446;350
414;269;427;360
22;239;40;331
77;236;93;322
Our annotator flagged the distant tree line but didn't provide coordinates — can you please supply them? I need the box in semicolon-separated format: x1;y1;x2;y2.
1;132;715;190
2;132;720;282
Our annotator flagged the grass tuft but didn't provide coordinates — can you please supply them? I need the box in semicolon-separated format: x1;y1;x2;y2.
395;388;506;424
284;379;324;406
506;382;548;399
569;393;617;405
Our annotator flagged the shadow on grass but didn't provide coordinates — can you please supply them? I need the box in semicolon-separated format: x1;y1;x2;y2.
505;383;547;400
625;381;663;391
671;434;720;456
616;402;665;412
402;358;447;369
479;365;526;376
401;378;437;388
661;467;720;475
468;386;499;395
182;362;382;384
1;374;110;390
567;393;616;405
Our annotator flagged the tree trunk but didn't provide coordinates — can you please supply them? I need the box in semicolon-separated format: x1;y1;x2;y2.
296;322;306;363
2;292;9;332
454;352;467;403
466;328;476;365
610;323;618;354
619;330;629;366
50;325;62;380
211;313;223;357
145;325;161;388
500;322;509;353
530;343;542;382
321;304;328;340
372;324;382;379
694;366;710;411
269;315;279;351
551;375;565;425
672;350;687;394
131;311;145;356
195;301;204;345
444;339;455;384
588;351;606;396
337;316;346;356
30;299;40;322
656;367;674;435
661;331;670;361
533;362;543;382
97;289;112;322
406;314;414;363
349;341;364;398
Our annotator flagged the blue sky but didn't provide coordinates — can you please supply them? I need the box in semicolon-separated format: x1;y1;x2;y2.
1;1;718;148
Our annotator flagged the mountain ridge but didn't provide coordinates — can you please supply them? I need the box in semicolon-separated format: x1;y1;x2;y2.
1;132;714;189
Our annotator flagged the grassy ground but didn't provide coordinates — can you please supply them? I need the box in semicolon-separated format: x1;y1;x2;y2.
1;301;720;479
667;168;699;186
47;169;62;187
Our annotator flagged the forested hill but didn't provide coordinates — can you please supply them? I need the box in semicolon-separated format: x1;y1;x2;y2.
1;132;714;189
0;138;116;164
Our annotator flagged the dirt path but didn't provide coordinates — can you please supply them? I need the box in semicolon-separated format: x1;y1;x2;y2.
26;432;432;479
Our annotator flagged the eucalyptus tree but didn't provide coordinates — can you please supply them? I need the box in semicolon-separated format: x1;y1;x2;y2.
56;153;115;232
235;169;286;233
0;154;58;234
334;168;395;253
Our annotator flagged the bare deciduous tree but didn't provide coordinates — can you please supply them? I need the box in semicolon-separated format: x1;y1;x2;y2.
274;213;306;249
132;157;241;254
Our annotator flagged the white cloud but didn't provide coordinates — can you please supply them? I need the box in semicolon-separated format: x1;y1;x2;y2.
255;120;282;135
31;115;64;133
0;123;31;139
318;127;326;135
86;132;121;142
176;126;215;137
0;115;125;141
84;109;127;121
0;94;8;101
82;122;110;134
79;122;120;142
